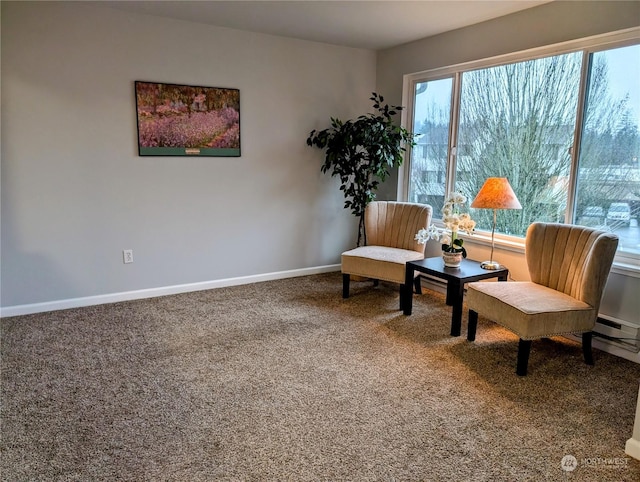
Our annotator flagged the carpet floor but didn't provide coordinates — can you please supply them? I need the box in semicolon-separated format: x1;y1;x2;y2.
2;272;640;481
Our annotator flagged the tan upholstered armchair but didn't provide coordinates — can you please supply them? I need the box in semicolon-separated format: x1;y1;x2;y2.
466;222;618;376
342;201;432;308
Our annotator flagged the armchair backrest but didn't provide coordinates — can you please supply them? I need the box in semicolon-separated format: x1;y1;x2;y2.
525;222;618;309
365;201;432;254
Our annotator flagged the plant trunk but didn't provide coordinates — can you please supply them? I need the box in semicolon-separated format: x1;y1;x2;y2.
357;214;367;247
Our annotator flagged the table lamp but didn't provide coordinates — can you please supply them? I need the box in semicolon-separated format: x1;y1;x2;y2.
471;177;522;270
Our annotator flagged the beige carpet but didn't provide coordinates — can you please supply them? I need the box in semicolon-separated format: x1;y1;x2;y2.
2;272;640;481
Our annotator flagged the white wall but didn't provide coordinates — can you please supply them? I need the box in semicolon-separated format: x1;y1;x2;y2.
1;1;376;311
376;0;640;361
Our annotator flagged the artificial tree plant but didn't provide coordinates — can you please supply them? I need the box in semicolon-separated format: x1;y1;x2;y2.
306;93;415;246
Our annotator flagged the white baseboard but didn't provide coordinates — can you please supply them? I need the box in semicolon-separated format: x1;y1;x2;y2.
0;264;341;318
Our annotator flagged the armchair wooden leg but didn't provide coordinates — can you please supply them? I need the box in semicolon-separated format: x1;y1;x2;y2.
342;274;350;299
373;279;379;287
516;339;532;376
399;285;405;311
467;310;478;341
582;332;594;366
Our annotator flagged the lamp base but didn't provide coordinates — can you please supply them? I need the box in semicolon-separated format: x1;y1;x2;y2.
480;260;502;270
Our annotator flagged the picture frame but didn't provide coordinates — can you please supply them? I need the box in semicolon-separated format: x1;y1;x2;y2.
134;81;240;157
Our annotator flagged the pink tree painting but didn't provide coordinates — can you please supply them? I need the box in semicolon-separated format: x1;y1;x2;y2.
135;81;240;157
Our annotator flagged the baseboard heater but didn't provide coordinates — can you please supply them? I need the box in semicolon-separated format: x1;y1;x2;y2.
589;315;640;353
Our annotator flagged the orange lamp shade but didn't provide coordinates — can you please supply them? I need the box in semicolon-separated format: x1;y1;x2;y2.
471;177;522;210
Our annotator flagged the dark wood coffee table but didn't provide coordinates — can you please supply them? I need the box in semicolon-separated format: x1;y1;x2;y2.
403;257;508;336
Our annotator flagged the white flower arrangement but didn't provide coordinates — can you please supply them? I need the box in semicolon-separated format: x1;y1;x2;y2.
415;192;476;257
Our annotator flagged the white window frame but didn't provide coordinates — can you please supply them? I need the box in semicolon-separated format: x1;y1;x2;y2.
399;27;640;275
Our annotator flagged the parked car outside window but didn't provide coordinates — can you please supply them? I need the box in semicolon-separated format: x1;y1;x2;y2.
606;202;631;227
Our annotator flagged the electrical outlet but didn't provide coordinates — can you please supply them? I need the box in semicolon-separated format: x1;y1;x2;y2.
123;249;134;264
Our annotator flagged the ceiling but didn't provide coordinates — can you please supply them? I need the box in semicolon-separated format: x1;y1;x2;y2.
105;0;552;50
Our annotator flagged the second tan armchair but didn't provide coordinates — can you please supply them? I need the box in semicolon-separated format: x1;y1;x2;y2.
342;201;432;309
466;222;618;376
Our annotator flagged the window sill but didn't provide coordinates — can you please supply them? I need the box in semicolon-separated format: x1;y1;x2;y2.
462;231;640;278
462;231;525;254
612;258;640;278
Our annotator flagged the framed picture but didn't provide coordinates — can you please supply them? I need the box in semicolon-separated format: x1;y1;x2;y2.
134;81;240;157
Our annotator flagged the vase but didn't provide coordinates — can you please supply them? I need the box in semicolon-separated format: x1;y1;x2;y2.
442;250;463;268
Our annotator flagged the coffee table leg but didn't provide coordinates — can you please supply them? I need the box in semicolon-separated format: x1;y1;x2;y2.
445;281;454;306
403;264;414;315
450;280;464;336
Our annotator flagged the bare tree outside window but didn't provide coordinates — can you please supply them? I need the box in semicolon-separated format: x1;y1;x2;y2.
456;53;582;237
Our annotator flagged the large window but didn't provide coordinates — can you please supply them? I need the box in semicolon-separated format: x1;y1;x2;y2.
405;35;640;259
